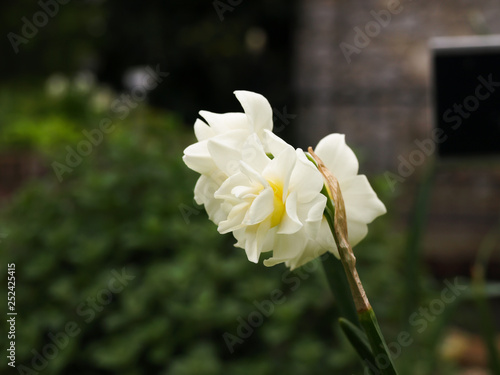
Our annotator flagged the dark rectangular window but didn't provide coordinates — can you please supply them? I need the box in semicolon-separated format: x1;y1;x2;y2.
431;36;500;157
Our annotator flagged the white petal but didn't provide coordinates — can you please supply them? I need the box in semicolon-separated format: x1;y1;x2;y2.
314;134;359;180
263;256;286;267
240;133;271;173
232;185;258;199
234;91;273;135
207;130;250;175
194;119;215;141
306;195;327;224
245;237;260;263
205;199;227;224
288;150;324;203
183;141;216;175
194;176;227;224
199;111;248;134
340;175;387;224
263;129;289;156
193;176;208;206
233;225;275;255
194;175;215;205
243;221;271;263
263;231;307;267
215;172;251;201
262;147;296;195
303;194;327;238
262;257;284;267
285;240;328;270
315;218;338;258
278;191;302;234
218;202;249;234
239;161;268;187
347;219;369;247
194;174;227;204
245;188;274;225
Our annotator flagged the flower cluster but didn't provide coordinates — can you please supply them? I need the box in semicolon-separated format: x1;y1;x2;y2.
183;91;386;269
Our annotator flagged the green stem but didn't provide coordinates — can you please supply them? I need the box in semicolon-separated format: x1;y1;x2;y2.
324;199;399;375
307;148;399;374
320;184;360;327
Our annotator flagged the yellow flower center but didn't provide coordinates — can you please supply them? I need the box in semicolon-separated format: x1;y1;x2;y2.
268;180;285;227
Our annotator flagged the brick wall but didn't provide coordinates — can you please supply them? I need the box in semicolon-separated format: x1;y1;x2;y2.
293;0;500;274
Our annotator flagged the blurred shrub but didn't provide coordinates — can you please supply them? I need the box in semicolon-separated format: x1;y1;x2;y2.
0;86;405;374
0;76;115;153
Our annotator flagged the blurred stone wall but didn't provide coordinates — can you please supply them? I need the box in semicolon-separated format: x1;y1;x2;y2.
292;0;500;274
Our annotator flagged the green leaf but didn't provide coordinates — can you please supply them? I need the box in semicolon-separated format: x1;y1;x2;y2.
339;318;378;375
359;309;399;375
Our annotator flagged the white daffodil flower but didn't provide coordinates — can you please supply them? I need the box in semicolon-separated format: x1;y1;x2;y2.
183;91;386;270
213;131;326;264
183;91;274;223
274;134;387;269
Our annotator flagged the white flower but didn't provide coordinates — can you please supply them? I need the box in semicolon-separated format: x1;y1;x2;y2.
213;131;326;264
276;134;387;269
183;91;386;271
183;91;273;223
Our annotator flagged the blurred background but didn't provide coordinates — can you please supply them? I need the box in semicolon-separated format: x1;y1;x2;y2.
0;0;499;374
